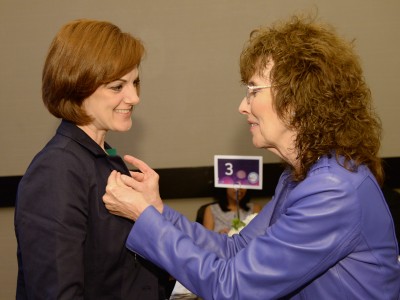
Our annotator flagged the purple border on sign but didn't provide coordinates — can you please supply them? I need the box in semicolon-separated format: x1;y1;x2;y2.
214;155;263;190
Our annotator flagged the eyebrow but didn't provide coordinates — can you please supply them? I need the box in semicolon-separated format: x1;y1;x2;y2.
116;75;140;83
108;74;139;85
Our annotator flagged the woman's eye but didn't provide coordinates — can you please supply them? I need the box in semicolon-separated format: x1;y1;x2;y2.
133;79;140;87
110;84;123;92
248;89;258;97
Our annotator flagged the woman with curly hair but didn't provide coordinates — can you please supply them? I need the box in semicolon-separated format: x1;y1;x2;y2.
103;15;400;299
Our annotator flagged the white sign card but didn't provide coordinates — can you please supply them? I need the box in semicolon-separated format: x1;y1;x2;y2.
214;155;263;190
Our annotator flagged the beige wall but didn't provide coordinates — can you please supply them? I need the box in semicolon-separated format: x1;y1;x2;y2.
0;207;17;299
1;0;400;177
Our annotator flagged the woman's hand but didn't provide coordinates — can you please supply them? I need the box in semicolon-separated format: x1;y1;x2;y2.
122;155;164;213
102;155;164;221
103;171;150;221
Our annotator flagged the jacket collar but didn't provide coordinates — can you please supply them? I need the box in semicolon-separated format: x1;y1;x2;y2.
56;119;112;157
308;154;331;173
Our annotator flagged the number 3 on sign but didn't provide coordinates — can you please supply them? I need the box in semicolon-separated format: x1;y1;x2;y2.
225;163;233;176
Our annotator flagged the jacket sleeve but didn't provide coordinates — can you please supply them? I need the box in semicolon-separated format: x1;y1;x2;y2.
15;148;89;299
126;174;361;300
161;205;258;258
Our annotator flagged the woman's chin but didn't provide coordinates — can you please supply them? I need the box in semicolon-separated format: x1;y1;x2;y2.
252;138;265;149
113;125;132;132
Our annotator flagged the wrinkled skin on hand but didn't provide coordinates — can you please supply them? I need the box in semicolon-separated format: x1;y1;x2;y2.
103;155;164;221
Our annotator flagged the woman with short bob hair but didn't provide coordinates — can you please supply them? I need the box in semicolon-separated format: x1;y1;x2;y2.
42;19;145;125
15;19;172;299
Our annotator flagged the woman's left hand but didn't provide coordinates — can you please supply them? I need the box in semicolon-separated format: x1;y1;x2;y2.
122;155;163;212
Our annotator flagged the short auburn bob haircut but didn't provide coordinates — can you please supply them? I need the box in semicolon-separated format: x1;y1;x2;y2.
42;19;145;125
240;15;383;185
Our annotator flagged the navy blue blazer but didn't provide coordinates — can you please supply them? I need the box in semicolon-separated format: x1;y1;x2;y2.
15;120;170;299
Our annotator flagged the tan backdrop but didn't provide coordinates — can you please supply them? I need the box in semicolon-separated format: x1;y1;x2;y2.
1;0;399;177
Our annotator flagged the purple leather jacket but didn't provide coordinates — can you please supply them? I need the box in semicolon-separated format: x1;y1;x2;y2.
126;155;400;299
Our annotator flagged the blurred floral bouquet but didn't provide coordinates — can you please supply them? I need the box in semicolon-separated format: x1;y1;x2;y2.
228;213;258;236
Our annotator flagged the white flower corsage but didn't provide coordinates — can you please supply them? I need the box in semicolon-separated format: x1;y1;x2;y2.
228;213;258;236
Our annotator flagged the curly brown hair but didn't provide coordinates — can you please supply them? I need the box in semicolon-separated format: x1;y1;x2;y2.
240;15;383;184
42;19;145;125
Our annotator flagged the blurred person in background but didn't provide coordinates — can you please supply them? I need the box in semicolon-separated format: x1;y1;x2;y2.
203;188;261;234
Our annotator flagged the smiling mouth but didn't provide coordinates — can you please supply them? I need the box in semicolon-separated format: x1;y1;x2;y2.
114;108;133;114
249;122;259;128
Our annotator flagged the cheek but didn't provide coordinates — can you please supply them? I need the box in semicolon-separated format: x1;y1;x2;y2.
251;98;269;119
254;100;279;128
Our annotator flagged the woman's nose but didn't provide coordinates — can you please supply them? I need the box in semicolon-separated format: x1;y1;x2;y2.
238;97;249;115
124;86;140;105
